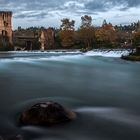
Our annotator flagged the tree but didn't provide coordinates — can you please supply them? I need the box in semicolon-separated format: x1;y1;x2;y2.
81;15;92;28
133;31;140;47
95;28;109;43
59;18;75;48
60;18;75;31
78;27;95;48
95;28;118;48
78;15;95;49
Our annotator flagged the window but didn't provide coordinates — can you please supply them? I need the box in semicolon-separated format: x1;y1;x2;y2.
4;21;8;27
2;14;4;20
2;30;8;36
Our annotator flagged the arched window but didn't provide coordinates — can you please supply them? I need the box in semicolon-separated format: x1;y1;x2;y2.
2;30;4;35
2;14;4;20
4;21;8;27
2;30;8;36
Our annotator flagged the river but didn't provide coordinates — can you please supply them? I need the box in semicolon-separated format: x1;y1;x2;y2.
0;50;140;140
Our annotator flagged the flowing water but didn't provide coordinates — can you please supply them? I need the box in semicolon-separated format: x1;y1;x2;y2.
0;51;140;140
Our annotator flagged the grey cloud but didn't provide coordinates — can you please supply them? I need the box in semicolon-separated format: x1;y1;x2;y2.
85;0;140;12
0;0;140;19
126;0;140;7
15;11;47;19
0;0;65;15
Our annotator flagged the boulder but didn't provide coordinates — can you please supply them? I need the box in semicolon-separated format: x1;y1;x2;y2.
121;55;140;61
6;135;23;140
0;135;23;140
19;101;76;126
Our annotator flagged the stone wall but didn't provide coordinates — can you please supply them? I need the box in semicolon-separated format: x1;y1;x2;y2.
0;11;12;44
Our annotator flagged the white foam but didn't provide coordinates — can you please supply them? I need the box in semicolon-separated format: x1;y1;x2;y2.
39;54;83;61
0;50;131;63
7;50;81;54
84;50;130;57
76;107;140;127
0;54;83;64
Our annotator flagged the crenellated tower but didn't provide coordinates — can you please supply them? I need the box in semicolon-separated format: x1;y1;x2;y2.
0;11;12;44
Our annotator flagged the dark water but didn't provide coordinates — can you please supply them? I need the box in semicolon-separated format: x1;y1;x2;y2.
0;52;140;140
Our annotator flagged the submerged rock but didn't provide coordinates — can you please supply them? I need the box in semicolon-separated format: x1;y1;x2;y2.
19;101;76;126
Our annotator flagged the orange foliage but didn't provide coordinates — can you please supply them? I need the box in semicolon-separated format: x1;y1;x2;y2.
59;30;75;48
95;28;117;43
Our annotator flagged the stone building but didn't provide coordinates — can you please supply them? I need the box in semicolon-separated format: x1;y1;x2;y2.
39;28;55;50
13;29;40;50
13;27;55;50
0;11;12;44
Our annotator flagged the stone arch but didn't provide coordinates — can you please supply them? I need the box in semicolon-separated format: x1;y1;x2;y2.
26;40;33;50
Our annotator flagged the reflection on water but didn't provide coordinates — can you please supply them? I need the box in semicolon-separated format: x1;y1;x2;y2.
0;52;140;140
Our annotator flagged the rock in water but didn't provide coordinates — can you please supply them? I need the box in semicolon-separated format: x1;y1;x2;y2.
0;135;23;140
19;101;76;126
6;135;23;140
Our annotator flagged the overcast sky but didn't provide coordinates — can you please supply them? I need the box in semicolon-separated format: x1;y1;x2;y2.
0;0;140;29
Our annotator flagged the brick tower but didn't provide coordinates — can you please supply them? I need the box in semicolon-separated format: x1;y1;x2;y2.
0;11;12;44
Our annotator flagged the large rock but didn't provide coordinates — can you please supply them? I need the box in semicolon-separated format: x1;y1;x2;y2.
0;135;23;140
121;55;140;61
136;47;140;55
19;101;76;126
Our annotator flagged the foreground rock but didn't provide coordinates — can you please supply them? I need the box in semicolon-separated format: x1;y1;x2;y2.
19;101;76;126
0;135;23;140
121;55;140;61
122;47;140;61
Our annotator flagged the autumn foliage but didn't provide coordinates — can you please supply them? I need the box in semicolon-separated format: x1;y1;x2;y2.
58;15;121;49
8;15;140;51
133;32;140;46
95;28;117;47
59;18;75;48
77;15;95;49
